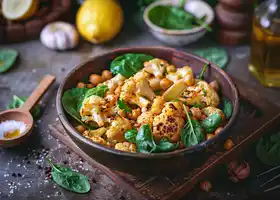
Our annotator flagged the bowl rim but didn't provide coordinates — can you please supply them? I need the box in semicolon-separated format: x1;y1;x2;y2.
57;46;239;159
143;0;215;35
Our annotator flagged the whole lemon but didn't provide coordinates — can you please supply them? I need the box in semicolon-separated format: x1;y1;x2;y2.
76;0;124;44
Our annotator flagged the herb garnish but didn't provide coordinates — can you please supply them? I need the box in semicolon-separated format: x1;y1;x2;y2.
117;99;132;113
198;63;209;80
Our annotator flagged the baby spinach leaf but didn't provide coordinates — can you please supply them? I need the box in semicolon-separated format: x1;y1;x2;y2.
135;124;156;153
62;85;108;129
0;49;18;73
124;129;138;143
117;99;132;113
181;104;204;147
198;63;209;80
152;138;179;153
201;113;222;133
256;132;280;166
194;48;228;69
222;98;233;119
85;85;108;99
7;95;41;118
47;159;91;193
110;53;154;78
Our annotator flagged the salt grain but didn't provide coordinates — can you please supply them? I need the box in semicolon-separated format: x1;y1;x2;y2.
0;120;27;139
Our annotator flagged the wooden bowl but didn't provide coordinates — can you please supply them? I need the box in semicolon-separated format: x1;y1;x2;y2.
56;47;239;176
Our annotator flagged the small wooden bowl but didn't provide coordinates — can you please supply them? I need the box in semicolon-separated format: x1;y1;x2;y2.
57;47;239;176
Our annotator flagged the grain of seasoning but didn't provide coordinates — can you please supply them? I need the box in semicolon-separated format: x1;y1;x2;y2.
0;120;27;139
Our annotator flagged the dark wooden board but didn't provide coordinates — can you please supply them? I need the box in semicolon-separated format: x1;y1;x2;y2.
49;77;280;200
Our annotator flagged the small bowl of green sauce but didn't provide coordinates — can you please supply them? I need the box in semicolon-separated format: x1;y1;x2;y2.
143;0;214;46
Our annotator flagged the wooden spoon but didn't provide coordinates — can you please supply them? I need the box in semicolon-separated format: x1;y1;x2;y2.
0;74;56;147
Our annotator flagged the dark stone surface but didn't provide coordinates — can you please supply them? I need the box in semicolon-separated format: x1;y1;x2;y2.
0;7;280;200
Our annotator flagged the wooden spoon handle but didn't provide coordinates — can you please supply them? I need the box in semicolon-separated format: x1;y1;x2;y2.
22;75;56;112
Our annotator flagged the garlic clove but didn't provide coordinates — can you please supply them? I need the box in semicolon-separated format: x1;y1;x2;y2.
40;22;79;51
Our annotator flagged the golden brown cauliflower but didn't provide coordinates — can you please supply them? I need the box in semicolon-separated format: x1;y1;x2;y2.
144;58;168;78
202;106;225;120
152;102;185;142
83;127;107;138
86;135;107;146
80;95;107;127
181;80;220;108
136;96;165;127
166;66;194;86
106;116;132;142
102;73;126;94
115;142;136;152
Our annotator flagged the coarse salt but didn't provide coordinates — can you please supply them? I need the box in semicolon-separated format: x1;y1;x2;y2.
0;120;27;139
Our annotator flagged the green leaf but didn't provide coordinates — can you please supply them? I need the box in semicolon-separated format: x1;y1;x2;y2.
194;48;228;69
135;124;156;153
198;63;209;80
85;85;108;99
181;104;204;147
62;85;108;129
222;98;233;119
192;103;203;108
47;159;91;193
154;90;161;95
124;129;138;143
110;53;153;78
0;49;18;73
117;99;132;113
201;113;223;133
256;132;280;166
7;95;41;118
152;138;179;153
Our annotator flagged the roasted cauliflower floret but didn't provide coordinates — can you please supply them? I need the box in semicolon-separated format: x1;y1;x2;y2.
136;96;165;127
181;80;220;108
202;106;225;120
106;116;132;142
115;142;136;152
83;127;107;138
166;66;194;86
80;95;107;127
152;102;185;142
144;58;168;78
102;73;126;93
86;135;107;146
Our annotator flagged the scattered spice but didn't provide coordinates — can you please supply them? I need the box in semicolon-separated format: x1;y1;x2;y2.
0;120;27;139
11;173;16;177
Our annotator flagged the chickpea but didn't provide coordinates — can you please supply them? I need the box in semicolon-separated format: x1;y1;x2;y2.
76;125;86;133
214;127;223;135
89;74;103;86
166;65;176;73
86;83;94;88
114;85;121;95
190;107;202;120
160;78;173;90
178;141;185;149
117;109;126;118
206;134;215;140
224;139;234;150
102;70;112;81
76;82;85;88
128;108;141;120
149;78;161;90
209;80;219;92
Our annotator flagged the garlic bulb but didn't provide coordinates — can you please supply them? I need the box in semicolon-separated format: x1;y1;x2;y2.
40;22;79;51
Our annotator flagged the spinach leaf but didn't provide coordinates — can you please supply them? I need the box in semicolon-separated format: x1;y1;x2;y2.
110;53;153;78
222;98;233;119
85;85;108;99
194;48;228;69
62;85;108;129
135;124;156;153
201;113;222;133
135;125;178;153
181;104;204;147
192;103;203;108
256;132;280;166
117;99;132;113
152;138;179;153
124;129;138;143
47;159;91;193
7;95;41;118
198;63;209;80
0;49;18;73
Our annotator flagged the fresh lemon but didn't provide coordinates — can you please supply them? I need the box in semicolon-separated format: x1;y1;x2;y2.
2;0;38;21
76;0;124;44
